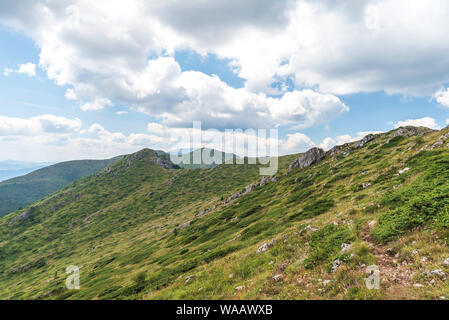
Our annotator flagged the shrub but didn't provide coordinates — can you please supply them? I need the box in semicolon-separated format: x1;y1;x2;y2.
304;224;354;269
134;271;147;284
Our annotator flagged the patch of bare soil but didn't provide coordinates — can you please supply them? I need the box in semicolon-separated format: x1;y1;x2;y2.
362;228;414;299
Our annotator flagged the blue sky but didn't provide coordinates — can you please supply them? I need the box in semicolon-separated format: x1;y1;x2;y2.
1;1;449;162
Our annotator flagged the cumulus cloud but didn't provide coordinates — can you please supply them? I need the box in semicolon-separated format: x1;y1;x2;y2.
0;0;347;129
80;98;113;111
318;131;383;151
433;88;449;108
3;62;36;77
0;114;391;161
393;117;441;130
2;0;448;148
0;114;82;135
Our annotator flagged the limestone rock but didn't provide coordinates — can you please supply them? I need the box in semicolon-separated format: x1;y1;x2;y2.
353;134;375;149
288;148;326;170
272;274;283;282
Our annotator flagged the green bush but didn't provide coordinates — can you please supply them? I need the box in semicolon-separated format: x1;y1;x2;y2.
304;224;354;270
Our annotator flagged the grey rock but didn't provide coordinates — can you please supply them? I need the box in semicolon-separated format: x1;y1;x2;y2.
175;221;191;231
430;140;444;150
323;280;332;286
332;259;342;273
185;275;193;283
431;269;446;278
353;134;375;148
196;205;216;217
391;126;434;138
272;274;283;282
256;239;276;254
288;148;326;170
341;243;352;254
279;263;288;272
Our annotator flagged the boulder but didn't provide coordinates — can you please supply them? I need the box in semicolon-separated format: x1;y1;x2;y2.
289;148;326;170
430;140;444;150
272;274;283;282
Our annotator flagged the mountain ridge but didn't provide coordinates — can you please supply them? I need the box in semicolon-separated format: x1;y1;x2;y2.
0;156;124;216
1;125;449;300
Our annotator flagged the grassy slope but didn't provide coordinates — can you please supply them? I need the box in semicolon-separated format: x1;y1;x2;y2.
175;148;237;169
2;128;449;300
0;157;122;216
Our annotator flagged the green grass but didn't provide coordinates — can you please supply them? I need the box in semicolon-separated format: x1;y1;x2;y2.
0;156;123;216
1;127;449;300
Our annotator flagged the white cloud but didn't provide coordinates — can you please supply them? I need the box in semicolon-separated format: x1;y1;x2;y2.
2;0;449;143
318;131;383;151
393;117;440;130
0;1;347;129
280;132;315;154
80;98;113;111
132;57;348;129
434;88;449;108
0;114;82;135
0;114;392;161
2;1;449;99
3;62;36;77
319;137;336;150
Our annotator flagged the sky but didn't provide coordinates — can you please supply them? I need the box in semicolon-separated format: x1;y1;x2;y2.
1;0;449;162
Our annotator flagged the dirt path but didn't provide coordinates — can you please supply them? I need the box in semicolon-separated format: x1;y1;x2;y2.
361;228;414;299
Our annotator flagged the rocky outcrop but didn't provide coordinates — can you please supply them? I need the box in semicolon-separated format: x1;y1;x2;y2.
289;148;326;170
256;239;276;254
196;205;216;217
9;206;40;225
391;126;434;138
175;220;191;231
155;155;176;169
225;182;258;203
353;134;375;148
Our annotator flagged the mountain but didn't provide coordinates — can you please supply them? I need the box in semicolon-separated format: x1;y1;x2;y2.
1;126;449;300
174;148;237;169
0;156;123;216
0;161;54;182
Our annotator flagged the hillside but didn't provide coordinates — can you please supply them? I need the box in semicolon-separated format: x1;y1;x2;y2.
0;161;53;182
0;157;123;216
2;126;449;300
175;148;237;169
